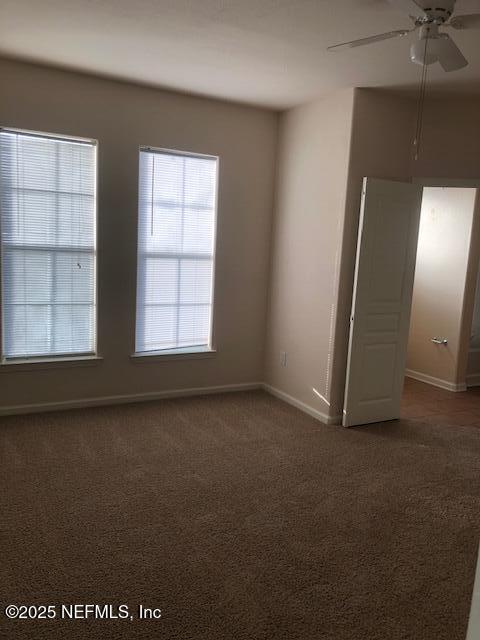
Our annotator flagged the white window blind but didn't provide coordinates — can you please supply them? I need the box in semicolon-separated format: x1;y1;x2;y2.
136;148;218;354
0;129;97;360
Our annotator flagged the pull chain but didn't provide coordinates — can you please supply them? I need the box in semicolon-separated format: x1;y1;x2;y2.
413;34;430;161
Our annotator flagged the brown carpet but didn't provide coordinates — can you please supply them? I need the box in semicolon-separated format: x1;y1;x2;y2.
1;390;479;639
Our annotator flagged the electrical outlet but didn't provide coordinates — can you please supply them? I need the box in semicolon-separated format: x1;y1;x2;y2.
280;351;287;367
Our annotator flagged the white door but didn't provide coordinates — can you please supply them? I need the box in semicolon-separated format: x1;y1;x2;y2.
343;178;423;427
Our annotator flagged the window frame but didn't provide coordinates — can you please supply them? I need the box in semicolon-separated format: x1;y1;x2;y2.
0;126;99;365
133;145;219;359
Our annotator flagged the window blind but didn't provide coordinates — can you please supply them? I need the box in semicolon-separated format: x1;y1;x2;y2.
0;129;97;360
135;148;217;353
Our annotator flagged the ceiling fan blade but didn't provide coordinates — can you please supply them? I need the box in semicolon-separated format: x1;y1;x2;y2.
435;34;468;71
387;0;428;19
450;13;480;29
327;29;410;51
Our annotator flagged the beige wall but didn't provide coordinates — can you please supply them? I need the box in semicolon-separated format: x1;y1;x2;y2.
3;59;480;418
263;89;417;421
264;92;480;417
470;260;480;351
263;91;355;420
468;256;480;381
457;192;480;389
412;96;480;180
328;89;415;416
0;58;278;408
328;92;480;413
406;187;478;387
411;97;480;389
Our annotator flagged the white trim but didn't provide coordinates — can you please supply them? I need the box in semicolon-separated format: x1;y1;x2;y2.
466;373;480;388
0;381;345;423
131;347;216;363
140;145;217;162
0;126;96;146
413;178;480;188
0;382;262;416
405;369;466;392
0;355;103;372
467;544;480;640
262;384;341;425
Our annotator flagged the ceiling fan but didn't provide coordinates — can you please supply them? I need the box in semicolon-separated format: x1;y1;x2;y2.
327;0;480;71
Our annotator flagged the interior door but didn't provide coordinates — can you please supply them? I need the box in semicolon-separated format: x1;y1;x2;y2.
343;178;423;427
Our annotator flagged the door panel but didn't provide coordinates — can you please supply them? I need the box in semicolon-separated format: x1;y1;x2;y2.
343;178;423;427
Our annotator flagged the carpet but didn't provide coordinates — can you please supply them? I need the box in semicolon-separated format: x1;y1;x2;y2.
1;390;479;639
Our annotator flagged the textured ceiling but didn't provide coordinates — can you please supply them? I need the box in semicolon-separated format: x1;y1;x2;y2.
1;0;480;109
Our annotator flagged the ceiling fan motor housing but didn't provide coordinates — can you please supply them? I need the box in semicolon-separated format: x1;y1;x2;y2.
416;1;455;23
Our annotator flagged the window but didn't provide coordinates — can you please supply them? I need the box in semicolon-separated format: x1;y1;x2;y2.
0;128;97;361
135;148;218;354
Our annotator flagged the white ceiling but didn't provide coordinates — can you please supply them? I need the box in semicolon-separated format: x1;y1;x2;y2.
1;0;480;109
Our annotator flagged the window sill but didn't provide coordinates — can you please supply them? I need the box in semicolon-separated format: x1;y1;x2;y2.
131;347;216;363
0;355;103;372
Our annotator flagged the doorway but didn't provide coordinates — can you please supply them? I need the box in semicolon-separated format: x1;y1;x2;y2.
402;184;480;426
343;178;480;428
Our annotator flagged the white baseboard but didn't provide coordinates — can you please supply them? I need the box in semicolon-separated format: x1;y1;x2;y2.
262;384;342;425
405;369;466;392
466;373;480;388
1;380;344;425
0;382;263;417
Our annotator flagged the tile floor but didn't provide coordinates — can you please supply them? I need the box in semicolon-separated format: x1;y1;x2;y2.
402;377;480;428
